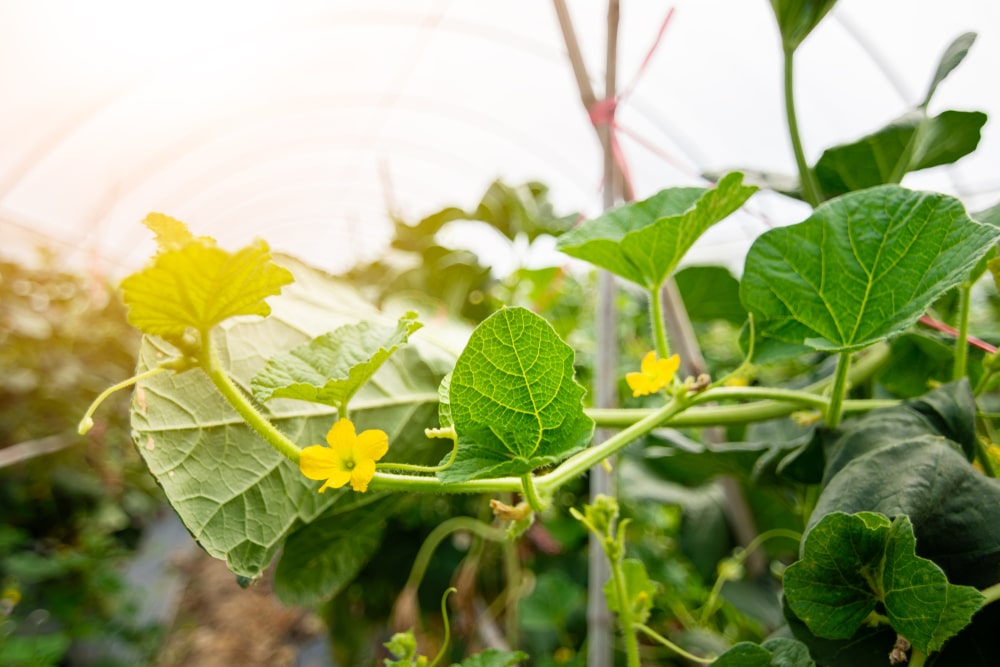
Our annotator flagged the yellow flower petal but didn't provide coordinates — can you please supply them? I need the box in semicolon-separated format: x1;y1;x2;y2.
626;372;652;397
318;469;352;493
326;418;357;459
350;458;377;492
299;445;344;481
639;350;658;375
355;428;389;462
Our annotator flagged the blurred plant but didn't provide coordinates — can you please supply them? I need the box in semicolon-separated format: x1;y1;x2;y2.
0;255;162;666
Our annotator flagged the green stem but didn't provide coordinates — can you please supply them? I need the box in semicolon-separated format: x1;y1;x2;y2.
369;470;522;494
428;587;457;667
377;432;459;474
520;473;547;513
974;436;998;478
537;398;690;494
909;649;928;667
404;517;507;593
78;364;170;434
783;46;822;207
981;581;1000;607
699;528;801;626
503;538;521;647
825;351;853;428
974;370;998;396
608;552;642;667
634;623;713;664
199;330;302;463
650;282;671;360
954;282;972;381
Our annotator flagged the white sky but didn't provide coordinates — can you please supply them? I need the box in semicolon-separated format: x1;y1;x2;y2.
1;0;998;277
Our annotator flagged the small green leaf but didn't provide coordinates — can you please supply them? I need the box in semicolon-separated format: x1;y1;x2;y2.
603;558;657;625
922;32;977;108
784;512;984;654
273;499;391;606
121;214;294;342
384;630;425;667
769;0;839;52
710;638;816;666
741;185;1000;352
814;110;987;199
556;173;757;289
250;312;422;407
438;307;593;483
452;649;529;667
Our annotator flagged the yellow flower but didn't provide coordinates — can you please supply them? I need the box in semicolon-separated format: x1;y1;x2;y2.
626;351;680;397
299;419;388;493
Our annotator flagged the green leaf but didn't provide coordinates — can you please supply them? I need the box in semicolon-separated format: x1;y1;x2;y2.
876;333;954;398
769;0;839;52
130;257;451;577
784;512;983;653
814;111;987;199
710;642;772;666
120;214;294;343
250;312;422;408
922;32;977;108
453;649;529;667
675;266;747;324
438;307;593;483
741;185;1000;352
383;630;424;667
273;498;392;606
556;173;757;289
603;558;657;625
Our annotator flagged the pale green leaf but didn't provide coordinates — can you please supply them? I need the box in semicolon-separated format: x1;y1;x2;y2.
556;173;757;289
120;215;294;342
438;307;593;484
923;32;977;108
741;185;1000;351
784;512;983;653
769;0;839;52
130;257;452;577
250;312;422;408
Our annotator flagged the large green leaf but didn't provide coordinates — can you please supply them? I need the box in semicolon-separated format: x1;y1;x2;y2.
556;173;757;289
741;185;1000;352
769;0;839;52
814;110;987;199
438;307;593;483
272;497;393;605
250;312;422;408
120;214;294;343
784;512;983;654
130;257;453;577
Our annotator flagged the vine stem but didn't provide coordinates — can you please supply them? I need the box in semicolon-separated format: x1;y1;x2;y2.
953;282;972;381
650;282;672;360
634;623;712;664
909;649;928;667
78;364;170;434
200;330;302;463
403;517;507;594
609;553;642;667
981;581;1000;607
520;473;547;513
783;46;822;207
825;351;853;428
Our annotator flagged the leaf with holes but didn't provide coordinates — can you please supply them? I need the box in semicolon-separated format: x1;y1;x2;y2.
741;185;1000;352
437;307;593;484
